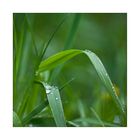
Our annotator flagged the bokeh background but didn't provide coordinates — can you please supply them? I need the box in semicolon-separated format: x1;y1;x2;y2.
14;13;127;126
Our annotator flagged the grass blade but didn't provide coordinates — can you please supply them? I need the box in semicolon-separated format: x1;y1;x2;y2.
43;83;66;126
14;14;26;76
14;14;41;114
64;14;81;50
73;118;121;127
67;121;80;127
78;100;88;126
40;15;68;60
25;14;38;57
84;50;125;117
38;49;82;73
90;107;104;127
59;77;75;91
13;111;22;127
22;100;49;126
49;14;81;82
37;49;126;125
17;93;30;118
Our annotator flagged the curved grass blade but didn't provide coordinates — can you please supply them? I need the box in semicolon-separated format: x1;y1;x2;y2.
43;83;66;127
84;50;126;117
22;100;49;126
38;49;82;73
13;111;22;127
37;49;126;123
48;14;81;83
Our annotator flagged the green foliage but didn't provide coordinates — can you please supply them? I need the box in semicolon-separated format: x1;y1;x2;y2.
38;49;82;72
13;111;22;127
22;99;49;126
37;49;125;119
13;13;127;127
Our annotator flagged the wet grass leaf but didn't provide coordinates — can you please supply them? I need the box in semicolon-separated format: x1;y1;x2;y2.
43;83;66;126
37;49;126;123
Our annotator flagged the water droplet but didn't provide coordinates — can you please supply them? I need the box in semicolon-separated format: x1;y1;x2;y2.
45;84;52;94
56;97;58;100
85;49;91;53
46;89;51;94
85;50;91;52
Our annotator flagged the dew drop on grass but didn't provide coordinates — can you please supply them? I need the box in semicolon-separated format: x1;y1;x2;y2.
45;84;52;94
112;86;116;93
46;88;51;94
44;84;59;100
85;49;91;53
112;86;119;98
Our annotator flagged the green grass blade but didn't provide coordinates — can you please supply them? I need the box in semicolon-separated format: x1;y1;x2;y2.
78;100;88;126
67;121;80;127
43;83;66;127
40;15;68;60
13;17;17;60
64;14;81;50
14;14;41;114
22;100;49;126
37;49;126;123
13;111;22;127
59;77;75;91
17;92;30;118
38;49;82;73
49;14;81;83
83;50;125;117
90;107;104;127
14;14;26;76
73;118;121;127
25;14;38;57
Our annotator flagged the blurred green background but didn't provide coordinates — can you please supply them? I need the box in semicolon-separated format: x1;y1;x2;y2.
13;13;127;126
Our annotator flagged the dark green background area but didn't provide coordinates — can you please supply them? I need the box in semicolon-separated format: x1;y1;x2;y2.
13;13;127;126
